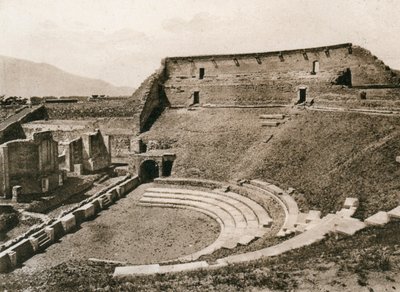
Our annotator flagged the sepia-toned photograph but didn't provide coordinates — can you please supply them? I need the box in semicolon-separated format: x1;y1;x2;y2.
0;0;399;291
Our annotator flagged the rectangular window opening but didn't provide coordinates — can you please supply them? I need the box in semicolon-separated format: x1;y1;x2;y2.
199;68;205;79
193;91;200;104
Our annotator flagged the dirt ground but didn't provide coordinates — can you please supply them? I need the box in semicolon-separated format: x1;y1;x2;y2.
16;183;220;274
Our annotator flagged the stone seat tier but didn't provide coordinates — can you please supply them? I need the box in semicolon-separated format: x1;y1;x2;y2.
212;189;273;227
244;182;299;236
138;199;258;260
138;187;271;261
139;197;237;229
143;192;253;232
147;187;272;227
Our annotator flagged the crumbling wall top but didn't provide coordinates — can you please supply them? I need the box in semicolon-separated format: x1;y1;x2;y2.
165;43;353;63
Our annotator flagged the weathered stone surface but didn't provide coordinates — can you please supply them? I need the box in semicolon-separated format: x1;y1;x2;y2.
60;214;76;233
73;164;83;175
343;197;359;209
261;121;280;127
114;264;160;277
365;211;389;226
0;131;61;198
259;114;285;119
0;252;11;273
10;239;35;265
72;209;85;226
334;217;366;236
79;203;96;219
388;206;400;219
306;210;321;223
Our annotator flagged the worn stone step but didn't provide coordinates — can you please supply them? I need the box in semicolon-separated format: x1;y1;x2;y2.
334;217;366;236
143;191;249;229
147;187;272;227
38;238;51;248
259;114;285;119
261;121;280;127
246;181;299;236
212;190;273;227
365;211;389;226
139;197;237;229
137;202;225;228
388;206;400;219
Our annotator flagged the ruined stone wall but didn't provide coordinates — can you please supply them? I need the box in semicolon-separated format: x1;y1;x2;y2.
5;140;39;194
0;122;26;145
82;129;111;172
0;131;61;196
109;135;134;158
0;105;47;145
45;99;140;120
134;65;169;132
59;137;83;172
22;118;137;162
163;44;399;106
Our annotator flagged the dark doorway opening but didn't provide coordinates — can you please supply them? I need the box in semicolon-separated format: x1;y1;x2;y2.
334;68;352;87
140;160;159;182
162;161;174;177
199;68;205;79
311;60;319;75
139;140;147;153
298;88;307;104
193;91;200;104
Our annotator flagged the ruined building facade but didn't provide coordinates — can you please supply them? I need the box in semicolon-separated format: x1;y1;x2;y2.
0;131;62;198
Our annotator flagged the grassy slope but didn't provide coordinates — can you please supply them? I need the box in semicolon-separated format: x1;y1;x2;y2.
142;107;400;217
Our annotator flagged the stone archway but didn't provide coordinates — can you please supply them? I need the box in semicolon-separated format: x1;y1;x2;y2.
140;160;159;182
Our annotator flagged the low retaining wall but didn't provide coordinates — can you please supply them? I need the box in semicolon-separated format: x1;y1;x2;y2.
0;175;140;273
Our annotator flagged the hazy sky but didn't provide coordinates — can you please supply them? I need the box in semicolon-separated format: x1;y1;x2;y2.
0;0;399;87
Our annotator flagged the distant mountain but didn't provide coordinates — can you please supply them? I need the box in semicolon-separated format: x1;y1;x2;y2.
0;56;134;97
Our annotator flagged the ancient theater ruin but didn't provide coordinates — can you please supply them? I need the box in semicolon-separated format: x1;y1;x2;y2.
0;43;400;283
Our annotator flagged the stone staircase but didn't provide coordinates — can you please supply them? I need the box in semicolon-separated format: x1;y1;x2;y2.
138;187;272;261
98;194;112;209
29;229;53;251
259;113;287;127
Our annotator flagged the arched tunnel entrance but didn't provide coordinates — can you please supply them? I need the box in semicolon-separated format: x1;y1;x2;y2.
140;160;159;182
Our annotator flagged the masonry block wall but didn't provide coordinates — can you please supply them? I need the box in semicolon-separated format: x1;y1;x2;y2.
133;65;169;133
82;129;111;172
109;135;135;159
0;131;61;197
162;43;400;106
0;122;26;145
59;137;83;172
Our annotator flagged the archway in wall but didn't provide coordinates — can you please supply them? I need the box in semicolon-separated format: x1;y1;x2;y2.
140;160;159;182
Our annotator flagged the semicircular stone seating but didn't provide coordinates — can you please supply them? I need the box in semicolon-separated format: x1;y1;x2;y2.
138;187;273;261
114;178;399;278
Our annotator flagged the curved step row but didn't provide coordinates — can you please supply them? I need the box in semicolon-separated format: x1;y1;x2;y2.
147;187;272;227
114;180;397;278
138;187;272;261
245;180;299;236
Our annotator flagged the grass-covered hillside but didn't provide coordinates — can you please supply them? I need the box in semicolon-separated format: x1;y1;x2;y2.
142;107;400;218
